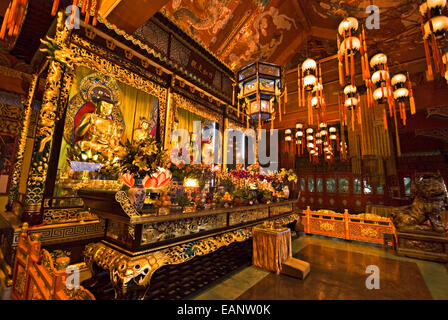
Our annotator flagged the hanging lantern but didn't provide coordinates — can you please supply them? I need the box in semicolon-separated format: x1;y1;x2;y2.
343;84;358;111
391;73;409;102
337;15;373;121
284;129;293;153
302;59;317;91
344;84;357;97
428;0;447;14
373;87;393;103
371;70;390;86
319;122;328;136
337;17;368;88
311;96;324;109
391;72;417;124
345;97;358;109
329;127;338;141
419;0;448;80
370;53;388;70
237;62;282;129
302;59;317;77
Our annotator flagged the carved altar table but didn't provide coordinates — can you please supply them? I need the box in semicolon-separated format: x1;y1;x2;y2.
78;190;300;299
252;227;292;274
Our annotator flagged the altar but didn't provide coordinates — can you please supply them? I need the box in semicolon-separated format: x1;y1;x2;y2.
78;190;299;299
0;6;304;301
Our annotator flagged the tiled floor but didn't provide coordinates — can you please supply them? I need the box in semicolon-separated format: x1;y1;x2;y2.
192;235;448;300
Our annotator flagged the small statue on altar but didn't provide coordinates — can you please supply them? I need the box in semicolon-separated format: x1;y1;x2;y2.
74;87;125;163
133;117;151;144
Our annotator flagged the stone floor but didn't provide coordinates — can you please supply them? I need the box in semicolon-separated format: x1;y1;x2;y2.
192;235;448;300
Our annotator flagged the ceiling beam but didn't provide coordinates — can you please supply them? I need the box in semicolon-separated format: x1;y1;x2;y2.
104;0;171;34
210;1;254;53
311;26;337;41
99;0;123;18
271;0;311;66
292;0;311;32
273;31;307;66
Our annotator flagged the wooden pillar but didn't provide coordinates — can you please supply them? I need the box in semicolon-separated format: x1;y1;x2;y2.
7;73;40;209
21;12;71;225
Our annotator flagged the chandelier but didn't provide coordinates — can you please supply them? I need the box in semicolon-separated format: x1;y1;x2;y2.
419;0;448;81
237;62;282;129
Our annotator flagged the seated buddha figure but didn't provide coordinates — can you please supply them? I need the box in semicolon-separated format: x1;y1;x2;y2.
74;88;125;163
133;117;151;144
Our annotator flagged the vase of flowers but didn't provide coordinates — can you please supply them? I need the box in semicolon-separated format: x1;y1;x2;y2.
105;137;171;212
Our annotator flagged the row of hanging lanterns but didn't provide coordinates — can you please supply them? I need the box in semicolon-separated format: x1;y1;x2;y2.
335;16;417;132
419;0;448;82
284;123;342;164
1;0;102;40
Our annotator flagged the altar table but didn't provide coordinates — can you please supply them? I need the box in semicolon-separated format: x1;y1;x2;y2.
252;227;292;274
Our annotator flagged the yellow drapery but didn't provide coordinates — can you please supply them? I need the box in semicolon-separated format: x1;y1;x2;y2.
176;107;208;133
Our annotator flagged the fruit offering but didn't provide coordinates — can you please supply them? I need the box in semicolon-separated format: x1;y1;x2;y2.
222;192;233;203
156;193;172;207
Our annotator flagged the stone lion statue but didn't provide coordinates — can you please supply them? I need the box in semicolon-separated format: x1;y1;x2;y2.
392;173;448;234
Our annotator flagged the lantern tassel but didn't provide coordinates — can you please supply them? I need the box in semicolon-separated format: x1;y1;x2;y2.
0;4;11;40
383;109;388;130
51;0;60;16
93;0;101;26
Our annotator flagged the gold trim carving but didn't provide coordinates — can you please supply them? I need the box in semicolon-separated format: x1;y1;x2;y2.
115;191;141;218
84;228;251;297
172;92;222;124
84;213;300;298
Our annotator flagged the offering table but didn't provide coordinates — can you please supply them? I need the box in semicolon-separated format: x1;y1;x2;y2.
78;190;300;300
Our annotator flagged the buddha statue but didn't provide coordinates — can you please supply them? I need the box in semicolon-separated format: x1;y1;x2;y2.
133;117;151;144
74;90;125;163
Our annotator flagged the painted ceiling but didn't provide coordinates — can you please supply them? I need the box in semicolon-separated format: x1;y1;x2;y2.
160;0;424;72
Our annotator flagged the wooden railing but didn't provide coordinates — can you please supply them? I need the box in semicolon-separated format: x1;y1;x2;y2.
11;224;95;300
300;207;396;245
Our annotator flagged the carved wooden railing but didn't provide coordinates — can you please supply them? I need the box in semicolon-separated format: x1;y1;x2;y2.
11;224;95;300
300;207;396;245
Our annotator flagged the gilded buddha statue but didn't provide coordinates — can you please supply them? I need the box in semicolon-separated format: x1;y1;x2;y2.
74;86;125;163
133;117;151;144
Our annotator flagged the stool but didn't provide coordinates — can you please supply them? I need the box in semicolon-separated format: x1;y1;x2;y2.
281;257;310;280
